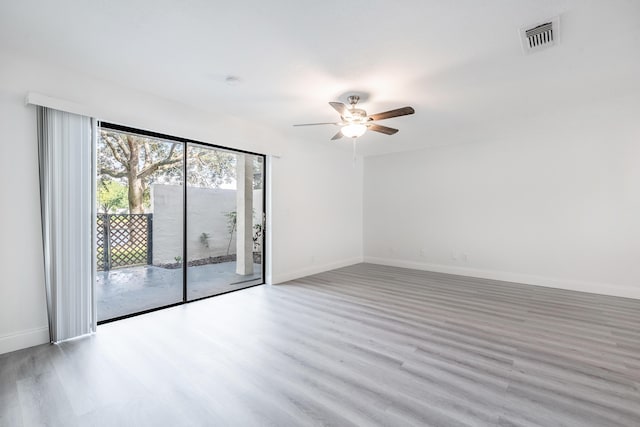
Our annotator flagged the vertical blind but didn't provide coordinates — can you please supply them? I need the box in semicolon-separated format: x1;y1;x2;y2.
37;106;97;342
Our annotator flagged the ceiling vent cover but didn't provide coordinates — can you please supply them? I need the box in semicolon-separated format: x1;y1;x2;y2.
521;17;560;54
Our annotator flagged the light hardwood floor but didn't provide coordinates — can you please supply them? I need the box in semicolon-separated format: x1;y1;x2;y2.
1;263;640;426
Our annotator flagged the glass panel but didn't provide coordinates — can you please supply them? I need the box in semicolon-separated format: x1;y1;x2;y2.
186;145;264;300
96;128;184;321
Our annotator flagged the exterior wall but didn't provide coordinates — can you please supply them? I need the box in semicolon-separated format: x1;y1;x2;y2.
151;184;263;264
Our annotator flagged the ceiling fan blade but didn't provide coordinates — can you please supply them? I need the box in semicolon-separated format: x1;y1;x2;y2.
330;131;344;141
368;124;399;135
329;102;351;117
293;122;341;127
368;106;415;121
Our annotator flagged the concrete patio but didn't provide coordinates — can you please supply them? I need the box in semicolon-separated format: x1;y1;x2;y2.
96;261;262;321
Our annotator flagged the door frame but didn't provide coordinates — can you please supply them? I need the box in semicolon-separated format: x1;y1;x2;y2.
97;121;267;324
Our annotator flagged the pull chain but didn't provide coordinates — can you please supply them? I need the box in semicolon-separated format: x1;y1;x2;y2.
352;138;357;166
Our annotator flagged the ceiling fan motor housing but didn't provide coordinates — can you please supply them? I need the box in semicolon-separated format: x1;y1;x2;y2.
344;109;368;123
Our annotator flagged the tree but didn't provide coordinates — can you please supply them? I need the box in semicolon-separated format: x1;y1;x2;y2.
224;211;237;256
253;156;264;190
98;130;235;213
97;180;128;213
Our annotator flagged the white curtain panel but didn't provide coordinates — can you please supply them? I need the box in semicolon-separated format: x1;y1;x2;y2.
37;106;97;343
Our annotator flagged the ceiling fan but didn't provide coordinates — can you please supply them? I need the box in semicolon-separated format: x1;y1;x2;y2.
293;95;415;140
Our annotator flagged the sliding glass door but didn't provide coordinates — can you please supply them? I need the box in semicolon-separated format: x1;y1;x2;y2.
96;127;184;322
186;145;264;300
96;124;265;322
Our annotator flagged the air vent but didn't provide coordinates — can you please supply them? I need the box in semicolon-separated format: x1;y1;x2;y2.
526;23;553;47
520;17;560;54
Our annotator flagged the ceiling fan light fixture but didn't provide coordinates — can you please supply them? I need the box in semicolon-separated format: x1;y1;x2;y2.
341;124;367;138
293;94;414;141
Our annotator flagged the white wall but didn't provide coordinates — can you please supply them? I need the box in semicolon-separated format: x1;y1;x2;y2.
364;92;640;299
270;142;363;283
0;52;363;354
151;185;263;263
0;63;49;353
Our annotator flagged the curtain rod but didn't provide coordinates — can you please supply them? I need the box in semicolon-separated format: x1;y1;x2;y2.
26;92;97;118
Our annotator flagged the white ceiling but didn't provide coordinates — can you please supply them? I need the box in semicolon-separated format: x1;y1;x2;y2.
1;0;639;156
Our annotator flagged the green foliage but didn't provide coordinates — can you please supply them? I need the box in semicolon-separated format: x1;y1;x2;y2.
225;210;264;253
98;129;236;213
109;246;147;262
224;211;237;256
187;146;236;189
225;211;237;234
253;156;264;190
98;180;128;213
253;223;263;251
200;232;210;249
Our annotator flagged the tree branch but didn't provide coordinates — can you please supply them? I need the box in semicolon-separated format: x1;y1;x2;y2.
104;135;129;168
138;156;182;179
99;167;128;178
143;140;152;169
137;143;180;179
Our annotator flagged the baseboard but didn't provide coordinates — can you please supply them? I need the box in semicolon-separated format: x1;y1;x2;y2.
364;256;640;300
272;257;364;284
0;326;49;355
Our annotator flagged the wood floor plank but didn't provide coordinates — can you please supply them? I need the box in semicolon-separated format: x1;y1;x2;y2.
0;352;23;427
1;263;639;426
